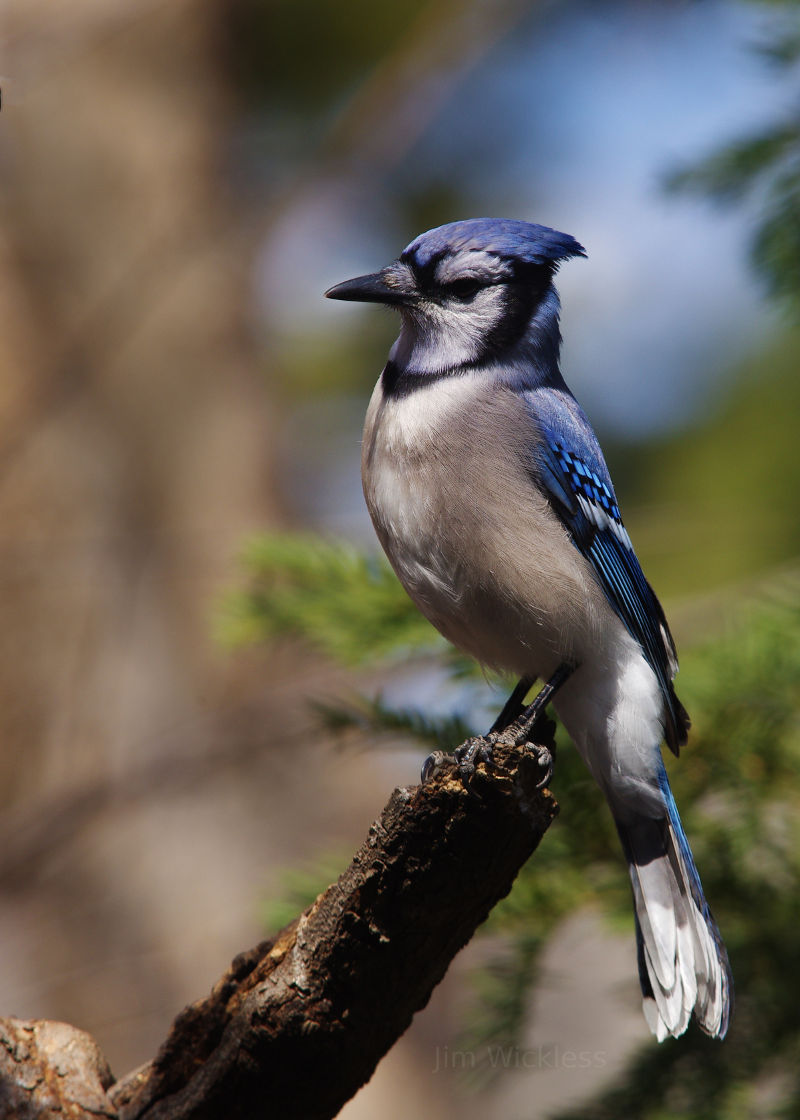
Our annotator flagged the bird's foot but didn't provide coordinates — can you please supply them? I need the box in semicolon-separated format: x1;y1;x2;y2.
420;713;558;791
420;735;498;788
453;735;498;787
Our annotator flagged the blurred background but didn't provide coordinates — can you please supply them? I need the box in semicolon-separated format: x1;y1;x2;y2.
1;0;799;1116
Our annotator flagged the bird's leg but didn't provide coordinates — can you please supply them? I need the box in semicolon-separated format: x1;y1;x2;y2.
490;675;536;734
512;661;573;743
512;662;573;742
509;662;574;786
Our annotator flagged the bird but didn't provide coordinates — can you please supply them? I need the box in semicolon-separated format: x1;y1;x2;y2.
325;217;732;1042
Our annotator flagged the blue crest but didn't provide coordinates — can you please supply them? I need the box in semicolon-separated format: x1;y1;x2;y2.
402;218;586;270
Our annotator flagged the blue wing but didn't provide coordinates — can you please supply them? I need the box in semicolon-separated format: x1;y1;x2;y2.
524;387;689;753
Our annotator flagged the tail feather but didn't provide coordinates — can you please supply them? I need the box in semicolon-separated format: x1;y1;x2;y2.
617;788;732;1041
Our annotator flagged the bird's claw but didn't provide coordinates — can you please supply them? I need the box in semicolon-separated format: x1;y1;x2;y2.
420;750;450;783
420;736;497;789
533;743;555;788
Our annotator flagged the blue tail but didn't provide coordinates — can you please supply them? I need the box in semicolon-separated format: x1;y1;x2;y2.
616;768;732;1040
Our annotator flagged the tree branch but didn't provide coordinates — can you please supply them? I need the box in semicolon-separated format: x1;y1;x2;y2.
0;727;558;1120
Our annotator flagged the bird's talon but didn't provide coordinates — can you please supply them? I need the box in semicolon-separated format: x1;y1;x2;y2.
420;750;450;783
533;745;554;788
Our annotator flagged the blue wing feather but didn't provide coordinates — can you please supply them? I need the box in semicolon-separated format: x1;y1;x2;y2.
523;387;689;753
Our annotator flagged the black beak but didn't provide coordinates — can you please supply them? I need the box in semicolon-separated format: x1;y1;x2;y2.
324;267;414;307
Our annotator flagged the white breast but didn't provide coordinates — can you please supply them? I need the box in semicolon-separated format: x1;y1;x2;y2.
362;376;476;613
363;374;477;535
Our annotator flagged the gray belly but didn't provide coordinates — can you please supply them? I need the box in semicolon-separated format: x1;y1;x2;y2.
361;382;609;679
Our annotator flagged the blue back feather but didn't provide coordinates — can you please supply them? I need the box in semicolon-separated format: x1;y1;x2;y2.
524;386;688;752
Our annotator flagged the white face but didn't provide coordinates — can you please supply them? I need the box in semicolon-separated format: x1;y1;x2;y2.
390;249;515;372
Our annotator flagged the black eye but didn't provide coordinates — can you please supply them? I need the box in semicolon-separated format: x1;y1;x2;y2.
447;278;481;301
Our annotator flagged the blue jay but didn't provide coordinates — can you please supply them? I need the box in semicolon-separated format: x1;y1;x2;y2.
326;218;732;1041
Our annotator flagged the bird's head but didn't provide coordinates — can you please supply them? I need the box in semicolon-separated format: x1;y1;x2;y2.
325;219;585;373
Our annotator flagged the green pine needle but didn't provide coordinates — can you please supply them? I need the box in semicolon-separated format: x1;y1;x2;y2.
218;531;442;664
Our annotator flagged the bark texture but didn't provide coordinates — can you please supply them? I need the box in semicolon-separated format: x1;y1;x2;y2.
0;728;558;1120
0;1018;115;1119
